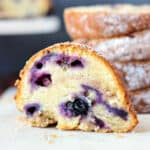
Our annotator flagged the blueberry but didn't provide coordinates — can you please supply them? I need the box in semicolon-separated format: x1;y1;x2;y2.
70;60;84;68
66;101;74;111
82;84;128;120
109;107;128;120
56;55;70;67
82;84;103;103
35;62;43;69
55;54;85;69
24;103;40;117
60;101;74;117
56;60;63;65
72;98;89;116
60;97;89;117
94;117;105;128
35;73;52;87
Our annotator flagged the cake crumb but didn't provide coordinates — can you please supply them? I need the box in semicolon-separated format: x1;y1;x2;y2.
68;134;74;136
16;116;29;127
5;99;12;104
16;116;26;121
114;133;124;138
48;140;54;144
51;134;58;139
44;133;58;144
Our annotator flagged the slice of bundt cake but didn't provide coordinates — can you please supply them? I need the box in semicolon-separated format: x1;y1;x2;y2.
64;4;150;39
15;43;138;132
74;30;150;62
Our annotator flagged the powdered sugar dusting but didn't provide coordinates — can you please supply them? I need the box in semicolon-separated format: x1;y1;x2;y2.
96;14;131;37
114;62;150;91
65;5;150;39
79;30;150;61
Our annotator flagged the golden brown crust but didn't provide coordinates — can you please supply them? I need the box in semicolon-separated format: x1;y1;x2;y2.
64;5;150;39
15;42;138;132
115;60;150;64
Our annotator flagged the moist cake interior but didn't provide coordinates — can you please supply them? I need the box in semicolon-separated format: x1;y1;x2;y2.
16;45;137;132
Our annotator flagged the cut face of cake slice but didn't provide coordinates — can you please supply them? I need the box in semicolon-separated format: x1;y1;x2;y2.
15;43;138;132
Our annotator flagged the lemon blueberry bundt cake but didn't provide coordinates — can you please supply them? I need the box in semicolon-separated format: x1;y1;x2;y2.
64;4;150;39
0;0;52;18
74;30;150;62
15;43;138;132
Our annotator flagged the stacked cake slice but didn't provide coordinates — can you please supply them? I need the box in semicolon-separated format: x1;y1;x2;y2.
64;4;150;113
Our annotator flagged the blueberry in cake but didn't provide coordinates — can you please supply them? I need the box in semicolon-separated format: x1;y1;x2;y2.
15;43;138;132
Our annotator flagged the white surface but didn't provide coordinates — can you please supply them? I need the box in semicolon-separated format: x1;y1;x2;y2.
0;88;149;150
0;16;61;35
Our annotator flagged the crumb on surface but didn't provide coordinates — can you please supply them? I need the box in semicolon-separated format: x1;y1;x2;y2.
51;133;58;139
16;116;26;121
44;133;58;144
15;116;28;128
48;140;54;144
68;134;74;136
5;99;12;104
114;133;125;138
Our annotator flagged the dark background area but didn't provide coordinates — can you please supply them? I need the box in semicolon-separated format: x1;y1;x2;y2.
0;0;149;91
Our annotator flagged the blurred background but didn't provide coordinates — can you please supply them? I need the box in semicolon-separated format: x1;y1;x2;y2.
0;0;149;93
